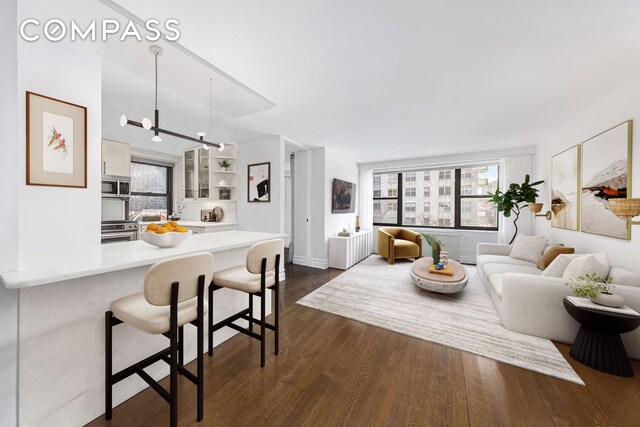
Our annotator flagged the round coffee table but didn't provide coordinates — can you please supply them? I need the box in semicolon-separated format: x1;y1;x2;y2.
410;257;468;294
563;298;640;377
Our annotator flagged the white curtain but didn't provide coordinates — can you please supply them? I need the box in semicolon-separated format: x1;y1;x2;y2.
358;169;374;231
499;154;536;244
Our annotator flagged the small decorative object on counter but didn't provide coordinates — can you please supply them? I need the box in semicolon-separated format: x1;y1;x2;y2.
567;273;624;308
338;228;352;237
355;215;360;232
212;206;224;223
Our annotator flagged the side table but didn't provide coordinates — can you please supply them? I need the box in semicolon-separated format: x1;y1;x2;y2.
563;297;640;377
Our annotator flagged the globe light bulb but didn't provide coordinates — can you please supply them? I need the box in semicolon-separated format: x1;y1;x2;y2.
218;142;225;152
151;135;162;142
119;114;127;127
142;118;153;130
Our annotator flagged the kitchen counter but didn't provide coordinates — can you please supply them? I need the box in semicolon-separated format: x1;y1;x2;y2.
0;230;279;289
137;220;238;228
1;230;285;426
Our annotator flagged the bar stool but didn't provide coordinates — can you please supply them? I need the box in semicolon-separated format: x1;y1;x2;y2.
208;239;283;367
105;252;214;427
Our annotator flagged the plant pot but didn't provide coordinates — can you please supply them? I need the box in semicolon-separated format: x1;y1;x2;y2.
591;292;625;308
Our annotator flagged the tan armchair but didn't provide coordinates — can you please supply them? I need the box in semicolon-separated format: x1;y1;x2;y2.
377;227;423;264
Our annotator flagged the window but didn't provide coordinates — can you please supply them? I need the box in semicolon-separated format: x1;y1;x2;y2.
373;165;497;230
439;186;451;196
129;160;173;221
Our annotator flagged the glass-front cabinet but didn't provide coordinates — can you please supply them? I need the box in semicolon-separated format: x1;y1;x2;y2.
183;144;237;201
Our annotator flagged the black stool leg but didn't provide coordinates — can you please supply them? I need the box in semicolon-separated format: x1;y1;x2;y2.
178;326;184;368
208;282;214;356
248;293;254;332
260;258;267;368
197;276;205;422
274;282;280;356
105;311;113;420
170;282;179;427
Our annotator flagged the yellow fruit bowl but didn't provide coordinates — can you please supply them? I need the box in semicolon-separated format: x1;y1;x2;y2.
140;229;193;248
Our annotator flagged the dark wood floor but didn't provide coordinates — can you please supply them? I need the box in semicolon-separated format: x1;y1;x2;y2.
89;262;640;427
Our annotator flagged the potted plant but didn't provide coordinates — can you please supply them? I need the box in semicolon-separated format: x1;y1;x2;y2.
487;174;544;244
219;160;232;171
567;273;624;307
421;233;443;264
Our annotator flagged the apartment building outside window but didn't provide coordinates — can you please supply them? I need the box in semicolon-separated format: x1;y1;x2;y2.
372;165;499;230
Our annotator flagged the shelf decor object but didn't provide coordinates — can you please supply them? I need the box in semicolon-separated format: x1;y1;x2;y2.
610;198;640;227
580;120;632;240
248;162;270;202
119;45;225;151
26;91;87;188
551;145;581;230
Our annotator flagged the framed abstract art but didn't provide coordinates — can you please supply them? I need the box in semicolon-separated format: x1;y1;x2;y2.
248;162;270;202
580;120;632;240
26;91;87;188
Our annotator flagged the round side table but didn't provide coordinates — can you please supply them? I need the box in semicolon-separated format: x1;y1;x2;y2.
563;298;640;377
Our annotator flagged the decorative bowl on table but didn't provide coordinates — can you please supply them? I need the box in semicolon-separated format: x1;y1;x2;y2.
140;222;193;248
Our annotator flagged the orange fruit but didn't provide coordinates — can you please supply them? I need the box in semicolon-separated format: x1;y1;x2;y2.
175;226;188;233
146;223;158;231
146;230;157;234
156;228;169;235
168;221;178;227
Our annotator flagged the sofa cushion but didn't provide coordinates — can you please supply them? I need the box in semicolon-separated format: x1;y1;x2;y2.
541;253;581;278
509;235;548;263
536;245;575;270
562;253;610;281
483;263;543;279
609;267;640;288
489;273;504;298
477;254;537;269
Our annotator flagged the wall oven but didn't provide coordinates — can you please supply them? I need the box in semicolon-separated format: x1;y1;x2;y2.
101;220;138;244
102;176;131;199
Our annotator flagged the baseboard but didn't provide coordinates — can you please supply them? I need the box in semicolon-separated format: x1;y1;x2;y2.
293;255;309;266
310;258;329;269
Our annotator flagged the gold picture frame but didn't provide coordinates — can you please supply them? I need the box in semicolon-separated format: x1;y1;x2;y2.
26;91;87;188
551;145;581;231
580;120;633;240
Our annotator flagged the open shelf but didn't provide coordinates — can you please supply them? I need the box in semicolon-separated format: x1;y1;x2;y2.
213;155;234;159
213;185;236;188
212;170;236;174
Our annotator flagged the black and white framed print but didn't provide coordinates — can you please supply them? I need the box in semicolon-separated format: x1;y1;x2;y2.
248;162;270;202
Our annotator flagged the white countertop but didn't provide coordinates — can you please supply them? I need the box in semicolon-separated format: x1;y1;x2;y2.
138;221;238;228
0;231;285;289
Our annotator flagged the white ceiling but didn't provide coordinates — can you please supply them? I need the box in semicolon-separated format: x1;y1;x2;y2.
107;0;640;163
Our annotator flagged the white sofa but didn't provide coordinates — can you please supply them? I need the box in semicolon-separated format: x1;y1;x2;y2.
476;243;640;360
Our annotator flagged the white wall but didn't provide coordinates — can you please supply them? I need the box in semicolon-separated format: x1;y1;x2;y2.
535;73;640;272
237;136;285;233
18;41;102;251
0;2;19;425
325;147;360;239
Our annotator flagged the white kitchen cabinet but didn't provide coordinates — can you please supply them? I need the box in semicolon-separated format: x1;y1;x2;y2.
102;139;131;177
184;144;237;201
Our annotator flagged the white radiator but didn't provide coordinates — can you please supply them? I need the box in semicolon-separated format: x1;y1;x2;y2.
328;231;373;270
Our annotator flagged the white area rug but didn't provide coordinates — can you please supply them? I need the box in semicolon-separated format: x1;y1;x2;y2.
297;256;584;385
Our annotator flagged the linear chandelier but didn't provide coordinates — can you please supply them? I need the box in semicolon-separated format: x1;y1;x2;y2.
119;45;224;151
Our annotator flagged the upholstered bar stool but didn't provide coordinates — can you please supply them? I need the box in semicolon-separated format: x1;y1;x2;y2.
105;252;214;427
208;239;283;367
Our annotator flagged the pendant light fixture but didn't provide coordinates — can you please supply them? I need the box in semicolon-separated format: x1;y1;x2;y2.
120;45;225;151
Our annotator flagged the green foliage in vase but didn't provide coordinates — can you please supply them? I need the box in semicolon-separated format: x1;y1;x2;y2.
567;273;613;298
421;233;443;264
219;160;232;168
487;174;544;244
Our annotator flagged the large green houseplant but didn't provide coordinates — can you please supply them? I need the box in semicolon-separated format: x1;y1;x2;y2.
487;174;544;244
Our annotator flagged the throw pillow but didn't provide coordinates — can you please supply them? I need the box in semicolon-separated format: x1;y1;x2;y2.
536;245;575;270
509;235;549;264
541;254;581;277
562;253;610;281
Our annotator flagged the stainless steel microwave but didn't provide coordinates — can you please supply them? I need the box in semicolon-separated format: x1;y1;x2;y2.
102;176;131;198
